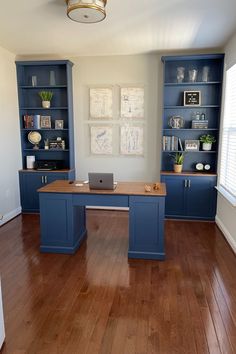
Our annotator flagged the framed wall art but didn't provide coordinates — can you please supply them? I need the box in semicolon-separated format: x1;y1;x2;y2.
89;88;113;119
120;125;144;155
90;125;113;155
120;87;144;119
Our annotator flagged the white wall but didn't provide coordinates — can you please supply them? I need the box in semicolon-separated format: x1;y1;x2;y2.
71;54;162;182
0;46;21;226
216;32;236;252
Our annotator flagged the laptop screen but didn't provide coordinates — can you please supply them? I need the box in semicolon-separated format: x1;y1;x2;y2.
88;172;115;190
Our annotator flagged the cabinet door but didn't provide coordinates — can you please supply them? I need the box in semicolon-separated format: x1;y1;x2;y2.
45;173;67;184
129;196;165;259
186;176;217;219
19;173;45;212
19;172;69;212
161;175;186;217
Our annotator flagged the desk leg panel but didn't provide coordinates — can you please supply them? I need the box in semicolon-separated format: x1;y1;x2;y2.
128;196;165;260
39;193;87;254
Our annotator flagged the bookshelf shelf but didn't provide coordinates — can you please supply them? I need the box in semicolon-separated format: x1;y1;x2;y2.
16;60;76;212
161;54;224;220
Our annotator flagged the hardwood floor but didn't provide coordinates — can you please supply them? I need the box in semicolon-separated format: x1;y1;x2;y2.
0;211;236;354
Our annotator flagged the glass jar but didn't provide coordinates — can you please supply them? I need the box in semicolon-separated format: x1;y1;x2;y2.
189;69;198;82
176;67;185;83
202;66;210;82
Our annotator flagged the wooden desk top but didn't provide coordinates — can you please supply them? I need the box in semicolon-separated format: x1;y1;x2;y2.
38;180;166;197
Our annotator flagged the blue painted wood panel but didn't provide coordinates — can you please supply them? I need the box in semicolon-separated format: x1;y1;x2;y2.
39;193;86;254
186;176;217;218
129;196;165;260
73;194;129;207
19;170;75;212
161;174;217;220
161;175;186;217
38;191;166;260
161;54;224;174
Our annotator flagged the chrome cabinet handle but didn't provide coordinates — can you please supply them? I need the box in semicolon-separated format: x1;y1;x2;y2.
41;176;44;184
184;179;187;188
188;179;191;188
45;176;47;184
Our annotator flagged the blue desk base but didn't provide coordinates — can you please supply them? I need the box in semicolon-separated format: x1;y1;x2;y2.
39;193;165;260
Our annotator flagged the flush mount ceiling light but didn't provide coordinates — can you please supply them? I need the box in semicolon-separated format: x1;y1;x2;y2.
66;0;107;24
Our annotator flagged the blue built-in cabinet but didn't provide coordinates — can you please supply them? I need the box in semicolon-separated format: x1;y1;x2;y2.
161;174;217;220
161;54;224;220
16;60;75;212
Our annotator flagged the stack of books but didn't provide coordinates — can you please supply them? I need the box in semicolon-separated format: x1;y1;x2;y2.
163;136;183;151
23;115;50;129
192;120;208;129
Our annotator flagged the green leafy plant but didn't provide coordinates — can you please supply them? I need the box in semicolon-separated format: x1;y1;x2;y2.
38;91;53;101
199;134;216;144
171;152;184;165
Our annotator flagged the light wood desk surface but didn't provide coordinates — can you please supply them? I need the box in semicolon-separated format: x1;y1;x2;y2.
38;180;166;197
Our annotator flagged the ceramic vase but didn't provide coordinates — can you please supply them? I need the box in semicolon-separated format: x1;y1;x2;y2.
202;142;212;151
174;164;183;173
42;100;50;109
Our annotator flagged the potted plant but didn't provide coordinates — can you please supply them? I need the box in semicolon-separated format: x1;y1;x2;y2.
171;152;184;173
199;134;216;151
38;91;53;108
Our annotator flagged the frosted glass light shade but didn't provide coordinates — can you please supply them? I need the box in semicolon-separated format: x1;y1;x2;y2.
66;0;107;23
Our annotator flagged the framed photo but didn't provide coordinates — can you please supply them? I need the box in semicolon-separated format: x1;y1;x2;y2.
185;139;200;151
184;91;201;106
40;116;51;129
55;120;64;129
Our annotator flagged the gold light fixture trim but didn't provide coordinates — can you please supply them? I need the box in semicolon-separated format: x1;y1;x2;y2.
66;0;107;24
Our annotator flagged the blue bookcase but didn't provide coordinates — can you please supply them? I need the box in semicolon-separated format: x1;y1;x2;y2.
161;54;224;220
16;60;75;212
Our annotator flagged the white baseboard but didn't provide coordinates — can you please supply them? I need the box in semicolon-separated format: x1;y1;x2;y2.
215;215;236;254
0;207;22;227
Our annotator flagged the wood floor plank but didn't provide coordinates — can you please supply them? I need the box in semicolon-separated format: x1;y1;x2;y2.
0;212;236;354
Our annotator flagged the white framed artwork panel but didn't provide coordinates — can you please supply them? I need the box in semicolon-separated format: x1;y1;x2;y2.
120;87;144;119
89;87;113;119
90;125;113;155
120;125;144;155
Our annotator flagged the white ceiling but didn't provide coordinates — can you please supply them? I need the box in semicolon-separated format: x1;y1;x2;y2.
0;0;236;56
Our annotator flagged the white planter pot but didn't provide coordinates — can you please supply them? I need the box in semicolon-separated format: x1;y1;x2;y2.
202;142;212;151
42;100;50;109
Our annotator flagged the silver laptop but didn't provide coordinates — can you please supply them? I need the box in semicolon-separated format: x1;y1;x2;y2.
88;172;116;190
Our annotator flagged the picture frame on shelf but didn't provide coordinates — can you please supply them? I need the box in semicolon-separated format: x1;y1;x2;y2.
184;139;200;151
184;91;201;106
40;115;51;129
55;119;64;129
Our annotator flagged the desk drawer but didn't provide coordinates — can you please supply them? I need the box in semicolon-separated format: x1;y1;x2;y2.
72;194;129;207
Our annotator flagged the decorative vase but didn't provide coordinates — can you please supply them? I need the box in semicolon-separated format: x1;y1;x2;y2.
42;100;50;109
202;142;212;151
189;69;198;82
174;164;183;173
176;67;185;83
